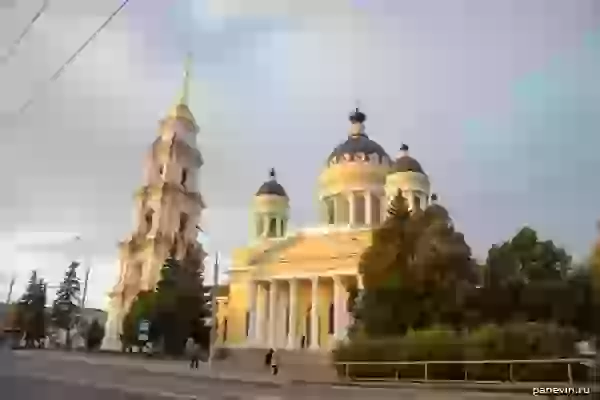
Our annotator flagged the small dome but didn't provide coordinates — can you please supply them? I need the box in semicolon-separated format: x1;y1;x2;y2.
256;168;287;197
390;144;425;174
327;108;389;163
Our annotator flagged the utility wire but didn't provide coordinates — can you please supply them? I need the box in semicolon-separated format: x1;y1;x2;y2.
0;0;50;66
14;0;132;118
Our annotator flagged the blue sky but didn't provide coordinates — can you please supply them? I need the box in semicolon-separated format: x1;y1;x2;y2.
0;0;598;309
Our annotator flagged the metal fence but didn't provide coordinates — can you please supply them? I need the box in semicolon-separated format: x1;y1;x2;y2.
334;358;594;385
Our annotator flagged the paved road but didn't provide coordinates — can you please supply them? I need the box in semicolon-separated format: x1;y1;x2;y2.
0;347;537;399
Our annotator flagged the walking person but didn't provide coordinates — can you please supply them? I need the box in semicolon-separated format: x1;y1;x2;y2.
186;337;200;369
264;348;274;369
270;349;279;376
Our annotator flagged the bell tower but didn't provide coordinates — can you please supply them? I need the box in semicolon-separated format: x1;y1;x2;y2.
102;55;206;350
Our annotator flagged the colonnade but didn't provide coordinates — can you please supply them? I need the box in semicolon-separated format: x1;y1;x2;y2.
246;276;358;350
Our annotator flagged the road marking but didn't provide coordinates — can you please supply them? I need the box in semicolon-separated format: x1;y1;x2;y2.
17;372;202;399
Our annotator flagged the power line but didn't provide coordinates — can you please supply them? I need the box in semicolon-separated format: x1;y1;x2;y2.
0;0;50;66
14;0;132;118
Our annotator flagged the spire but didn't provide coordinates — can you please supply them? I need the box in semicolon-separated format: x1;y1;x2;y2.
166;53;197;127
179;52;193;106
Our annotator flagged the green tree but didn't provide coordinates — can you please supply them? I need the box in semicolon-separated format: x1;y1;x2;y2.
85;319;105;350
478;227;576;327
15;271;47;347
353;190;477;337
121;290;156;348
51;261;81;348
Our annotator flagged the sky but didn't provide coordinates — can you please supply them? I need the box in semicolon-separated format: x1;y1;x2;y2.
0;0;598;310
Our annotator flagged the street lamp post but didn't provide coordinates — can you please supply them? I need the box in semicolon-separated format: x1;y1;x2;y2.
208;252;220;369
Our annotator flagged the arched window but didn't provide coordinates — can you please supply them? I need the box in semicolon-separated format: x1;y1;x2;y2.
181;168;188;187
328;303;334;334
268;218;277;237
223;318;228;342
280;219;285;237
158;165;164;177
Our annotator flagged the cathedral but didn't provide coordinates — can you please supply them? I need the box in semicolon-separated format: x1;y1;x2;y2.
102;58;206;350
100;57;436;353
218;107;436;351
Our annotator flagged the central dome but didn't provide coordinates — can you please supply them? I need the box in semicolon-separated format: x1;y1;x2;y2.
327;108;389;163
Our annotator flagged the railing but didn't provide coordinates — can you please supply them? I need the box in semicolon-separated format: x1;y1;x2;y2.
334;358;594;385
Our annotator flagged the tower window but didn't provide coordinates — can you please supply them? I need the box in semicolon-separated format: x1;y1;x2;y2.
413;195;421;211
144;210;154;234
268;218;277;237
280;219;285;237
354;192;366;225
181;168;188;187
325;197;335;225
223;318;228;342
371;195;381;225
179;213;188;234
159;165;164;177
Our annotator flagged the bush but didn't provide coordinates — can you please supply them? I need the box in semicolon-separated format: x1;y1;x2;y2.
333;323;585;382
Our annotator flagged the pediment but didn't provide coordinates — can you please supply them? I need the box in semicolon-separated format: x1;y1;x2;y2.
233;229;372;270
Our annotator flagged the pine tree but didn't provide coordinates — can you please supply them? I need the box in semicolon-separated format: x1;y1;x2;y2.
51;261;81;348
15;270;47;347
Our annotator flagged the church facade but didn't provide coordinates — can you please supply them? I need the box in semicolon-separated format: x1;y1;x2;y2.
220;109;435;351
102;59;206;350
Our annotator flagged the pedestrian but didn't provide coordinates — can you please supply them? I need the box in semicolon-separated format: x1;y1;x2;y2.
270;350;279;376
300;335;306;349
264;348;274;369
186;337;199;369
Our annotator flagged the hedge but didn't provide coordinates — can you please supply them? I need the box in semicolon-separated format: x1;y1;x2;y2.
332;323;589;382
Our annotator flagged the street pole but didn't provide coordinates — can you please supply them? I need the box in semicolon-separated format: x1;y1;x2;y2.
208;252;219;369
5;273;15;304
81;265;90;310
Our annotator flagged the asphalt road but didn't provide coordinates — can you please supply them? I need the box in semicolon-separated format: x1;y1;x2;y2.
0;347;538;399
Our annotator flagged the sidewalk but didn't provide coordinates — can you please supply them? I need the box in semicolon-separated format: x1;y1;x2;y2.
16;350;596;394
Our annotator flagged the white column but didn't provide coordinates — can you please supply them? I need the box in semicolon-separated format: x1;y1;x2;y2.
365;192;372;226
255;283;265;346
248;281;258;345
348;192;355;226
268;280;278;348
310;277;319;349
287;279;298;349
263;215;269;237
333;276;346;340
